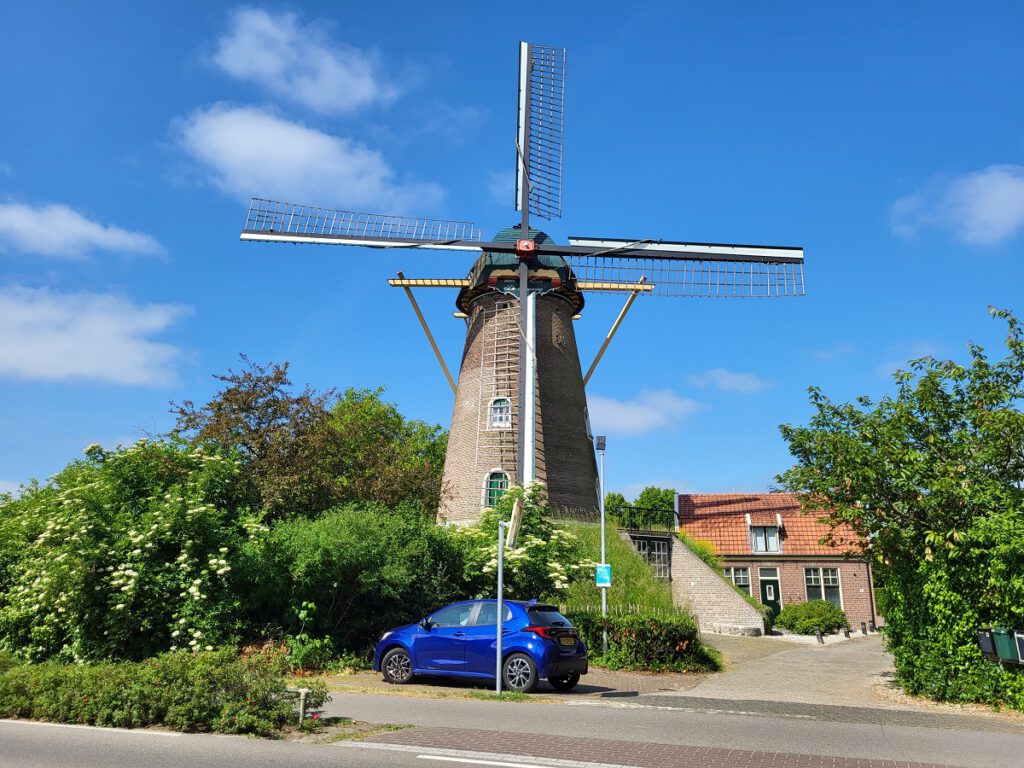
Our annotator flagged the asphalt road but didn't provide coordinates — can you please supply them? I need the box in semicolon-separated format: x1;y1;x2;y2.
0;719;424;768
4;689;1024;768
324;691;1024;768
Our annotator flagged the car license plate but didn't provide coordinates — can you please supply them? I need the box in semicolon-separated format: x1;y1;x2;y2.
559;636;575;647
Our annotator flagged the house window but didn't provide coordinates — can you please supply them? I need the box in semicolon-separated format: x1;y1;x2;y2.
488;398;512;430
724;566;751;595
485;471;509;507
805;567;842;608
751;526;780;553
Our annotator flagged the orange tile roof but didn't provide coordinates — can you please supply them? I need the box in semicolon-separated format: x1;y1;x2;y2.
677;493;863;556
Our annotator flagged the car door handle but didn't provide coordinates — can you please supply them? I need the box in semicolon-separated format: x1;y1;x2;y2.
454;632;466;637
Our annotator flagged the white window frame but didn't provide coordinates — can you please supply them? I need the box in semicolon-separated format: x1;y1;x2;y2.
487;397;513;430
482;468;509;508
804;566;843;609
724;566;751;595
750;526;781;554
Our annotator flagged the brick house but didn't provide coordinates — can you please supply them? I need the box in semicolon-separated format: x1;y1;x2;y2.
677;493;881;629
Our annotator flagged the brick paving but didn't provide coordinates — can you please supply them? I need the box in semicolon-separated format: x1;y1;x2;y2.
363;726;962;768
626;695;1024;734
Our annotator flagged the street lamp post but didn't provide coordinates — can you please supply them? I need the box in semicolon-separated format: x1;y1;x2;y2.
596;435;608;654
495;520;508;695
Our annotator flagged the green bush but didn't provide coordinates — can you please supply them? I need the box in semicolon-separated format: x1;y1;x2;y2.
567;610;720;672
775;600;849;635
0;440;252;662
0;647;328;735
239;503;470;654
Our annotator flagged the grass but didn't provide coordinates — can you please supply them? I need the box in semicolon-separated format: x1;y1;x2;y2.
561;521;676;612
287;717;411;744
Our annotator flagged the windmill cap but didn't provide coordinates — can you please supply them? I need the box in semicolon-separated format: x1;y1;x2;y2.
457;224;584;314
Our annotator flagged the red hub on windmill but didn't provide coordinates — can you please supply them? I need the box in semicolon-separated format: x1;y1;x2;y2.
515;239;536;260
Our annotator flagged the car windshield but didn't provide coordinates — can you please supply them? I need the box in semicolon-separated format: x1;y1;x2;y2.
527;606;572;627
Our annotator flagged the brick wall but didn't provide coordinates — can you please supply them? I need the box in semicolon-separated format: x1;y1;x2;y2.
724;557;882;629
438;291;598;524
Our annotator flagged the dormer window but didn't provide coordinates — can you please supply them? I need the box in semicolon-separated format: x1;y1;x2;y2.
488;398;512;430
751;525;780;553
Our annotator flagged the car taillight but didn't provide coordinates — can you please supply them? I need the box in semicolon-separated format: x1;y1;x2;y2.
524;625;556;640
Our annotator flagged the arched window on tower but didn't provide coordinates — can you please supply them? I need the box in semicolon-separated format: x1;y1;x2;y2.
488;397;512;430
485;470;509;508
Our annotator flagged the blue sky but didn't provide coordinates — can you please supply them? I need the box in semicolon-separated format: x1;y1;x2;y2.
2;2;1023;499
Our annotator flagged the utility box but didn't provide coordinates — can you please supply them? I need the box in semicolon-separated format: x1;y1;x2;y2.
976;628;998;661
991;628;1020;663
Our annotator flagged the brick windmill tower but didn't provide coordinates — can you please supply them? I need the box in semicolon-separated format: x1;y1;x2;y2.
239;43;805;524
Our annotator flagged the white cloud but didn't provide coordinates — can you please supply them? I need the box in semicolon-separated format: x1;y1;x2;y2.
488;170;514;206
811;342;858;362
176;104;443;212
687;368;770;394
588;389;706;435
213;7;396;115
0;285;191;386
0;202;162;258
891;164;1024;246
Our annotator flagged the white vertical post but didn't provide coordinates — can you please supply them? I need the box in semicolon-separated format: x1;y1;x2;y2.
523;291;537;486
596;436;607;654
496;520;508;695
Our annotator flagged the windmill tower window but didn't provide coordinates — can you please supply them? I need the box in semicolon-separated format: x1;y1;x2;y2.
488;398;513;430
485;470;509;508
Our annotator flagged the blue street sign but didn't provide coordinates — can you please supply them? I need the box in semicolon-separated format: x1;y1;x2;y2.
595;564;612;588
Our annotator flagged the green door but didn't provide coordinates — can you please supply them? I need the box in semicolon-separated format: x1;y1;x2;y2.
758;568;781;619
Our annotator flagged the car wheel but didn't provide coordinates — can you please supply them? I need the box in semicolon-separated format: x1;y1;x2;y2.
548;672;580;692
502;653;538;693
381;648;414;684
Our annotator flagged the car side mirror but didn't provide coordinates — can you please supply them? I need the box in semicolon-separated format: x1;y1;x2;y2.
419;618;433;631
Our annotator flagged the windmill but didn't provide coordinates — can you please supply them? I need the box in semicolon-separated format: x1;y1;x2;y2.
239;42;805;525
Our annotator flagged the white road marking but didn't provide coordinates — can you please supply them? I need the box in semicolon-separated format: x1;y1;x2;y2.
418;755;560;767
0;719;182;736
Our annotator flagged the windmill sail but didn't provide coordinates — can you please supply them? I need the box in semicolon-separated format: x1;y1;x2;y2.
241;198;482;250
563;237;805;298
515;43;566;220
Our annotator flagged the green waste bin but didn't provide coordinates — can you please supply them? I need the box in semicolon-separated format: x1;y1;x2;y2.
991;628;1020;663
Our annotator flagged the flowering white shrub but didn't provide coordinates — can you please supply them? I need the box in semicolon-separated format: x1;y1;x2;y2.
0;440;260;662
452;483;594;600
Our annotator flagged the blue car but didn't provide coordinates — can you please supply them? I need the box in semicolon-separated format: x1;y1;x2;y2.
373;599;588;692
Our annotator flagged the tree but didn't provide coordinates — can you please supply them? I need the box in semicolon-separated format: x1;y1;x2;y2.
171;357;338;518
604;492;628;515
613;486;677;530
329;387;448;513
777;308;1024;709
172;358;448;518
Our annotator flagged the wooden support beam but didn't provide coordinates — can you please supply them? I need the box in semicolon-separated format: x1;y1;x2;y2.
583;276;647;387
388;278;469;288
578;281;654;292
396;271;457;394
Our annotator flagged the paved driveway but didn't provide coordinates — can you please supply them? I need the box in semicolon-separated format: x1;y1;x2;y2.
691;633;897;708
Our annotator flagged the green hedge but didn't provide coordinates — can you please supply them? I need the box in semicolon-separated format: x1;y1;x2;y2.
566;610;720;672
0;647;328;736
775;600;849;635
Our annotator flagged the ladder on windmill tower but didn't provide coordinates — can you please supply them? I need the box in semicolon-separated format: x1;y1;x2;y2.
238;41;805;525
475;300;520;476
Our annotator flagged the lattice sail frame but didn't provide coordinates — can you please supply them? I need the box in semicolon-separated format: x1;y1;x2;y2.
563;255;805;298
515;43;566;221
244;198;482;245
